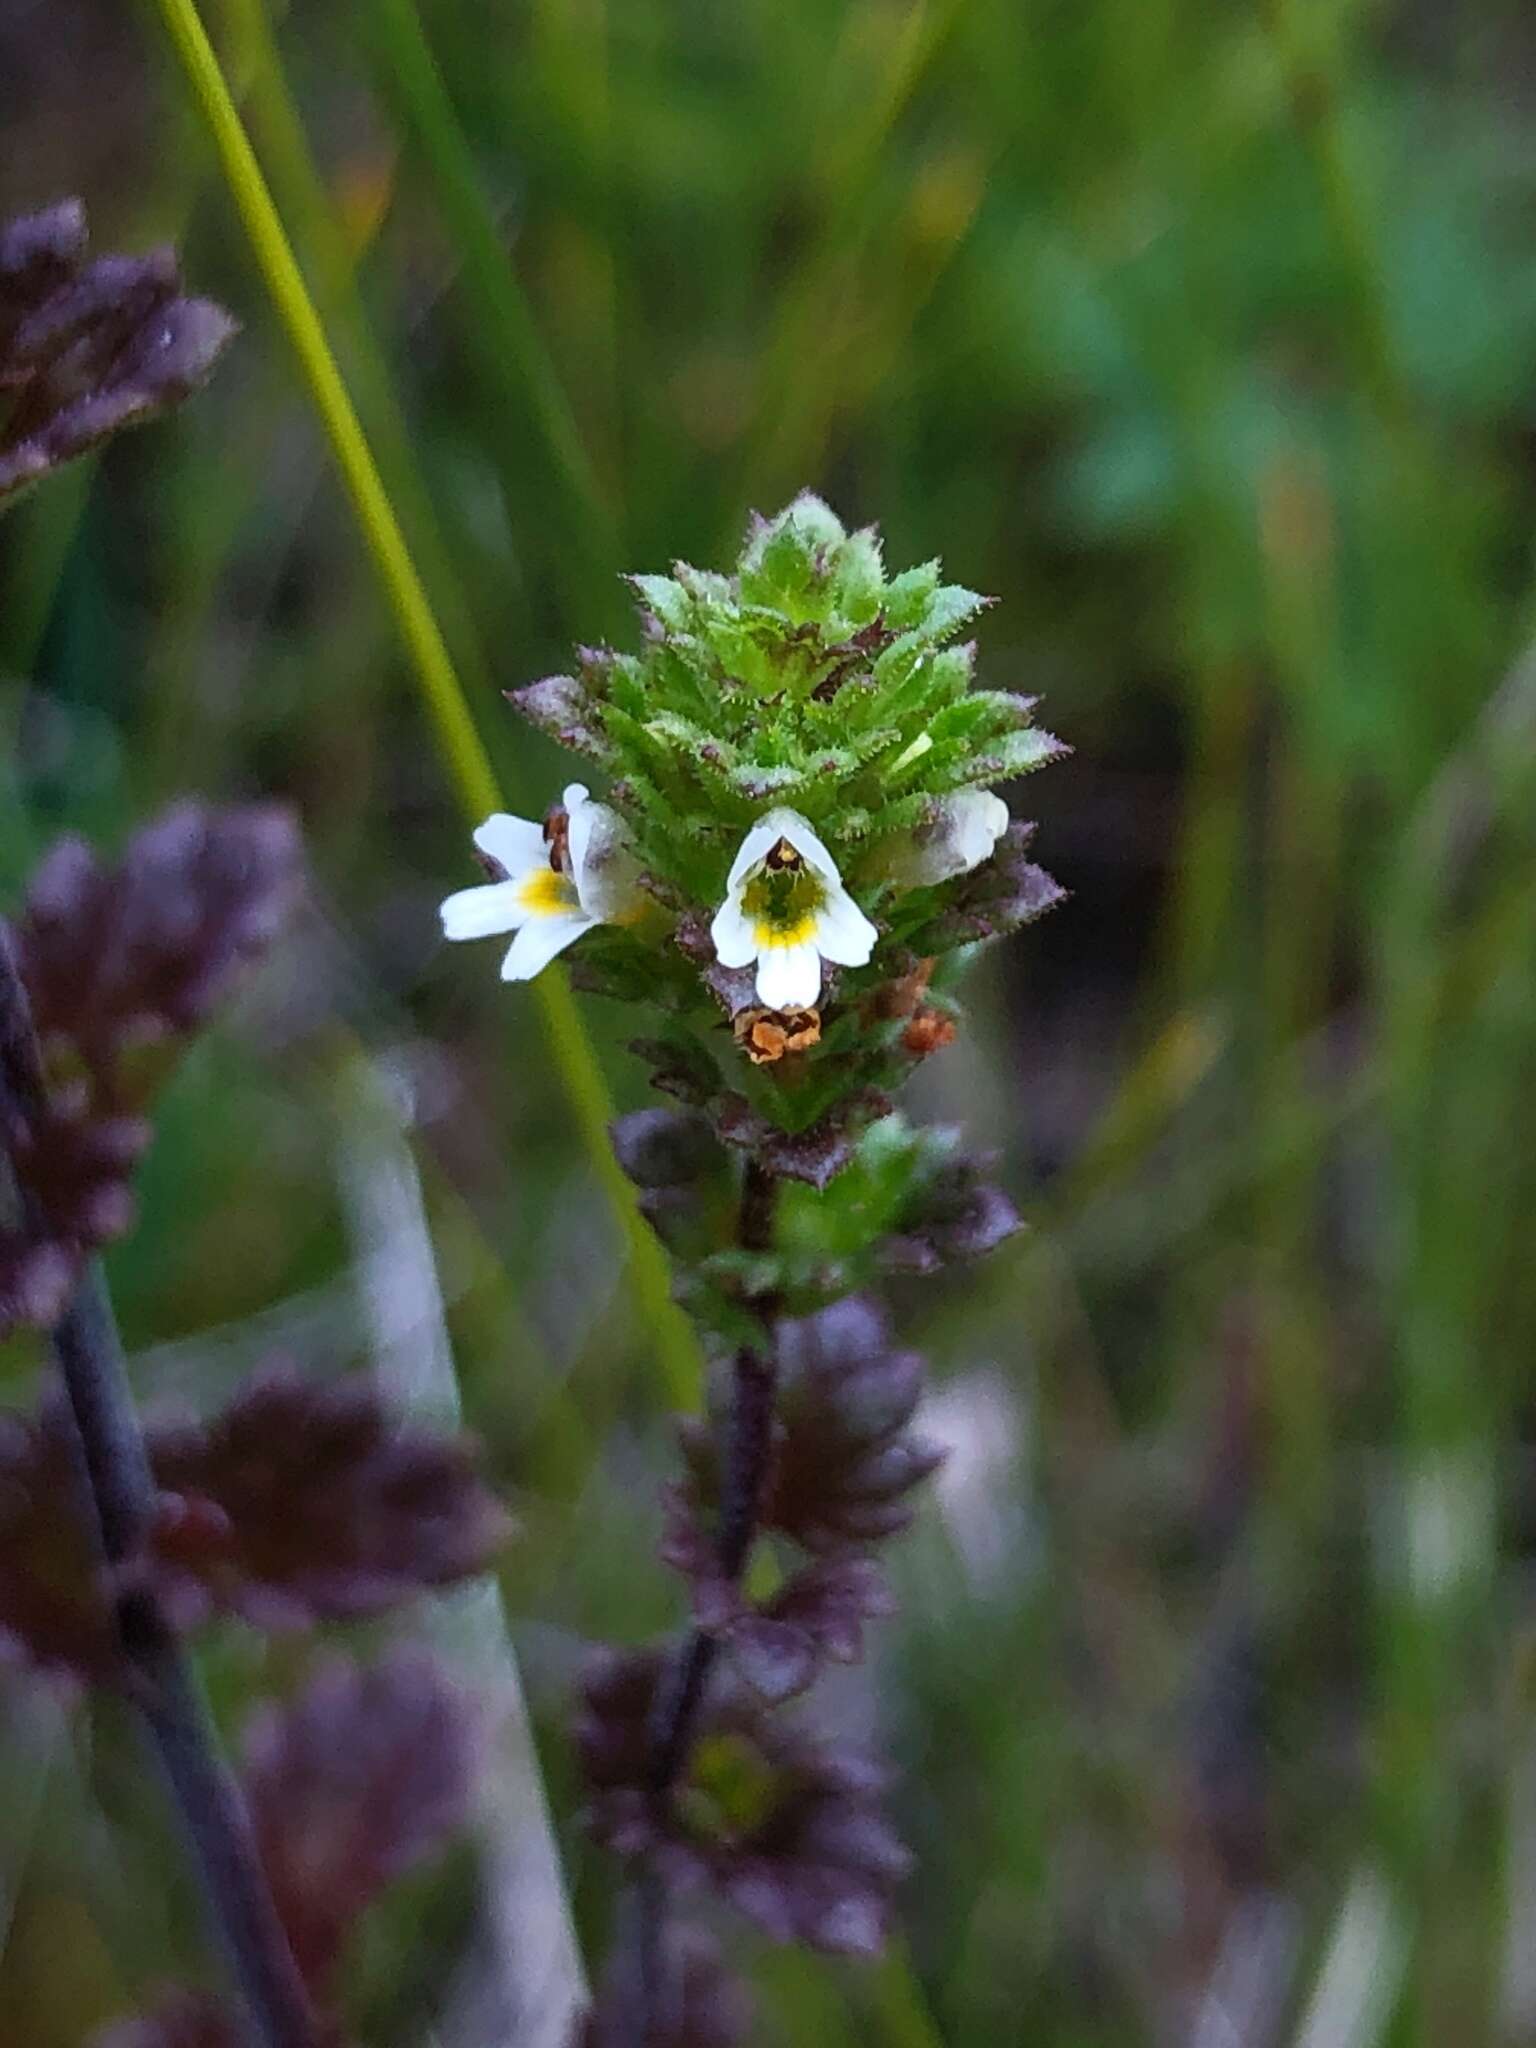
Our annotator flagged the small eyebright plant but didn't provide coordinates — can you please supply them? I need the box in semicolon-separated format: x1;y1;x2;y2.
442;492;1068;2040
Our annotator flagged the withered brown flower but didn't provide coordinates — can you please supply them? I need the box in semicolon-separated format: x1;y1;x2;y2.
901;1006;958;1056
731;1004;822;1065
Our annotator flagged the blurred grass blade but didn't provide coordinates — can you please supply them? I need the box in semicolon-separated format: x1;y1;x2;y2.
221;0;495;704
357;0;621;574
151;0;491;812
730;0;969;520
147;0;701;1404
336;1050;586;2046
1292;1870;1406;2048
0;459;94;856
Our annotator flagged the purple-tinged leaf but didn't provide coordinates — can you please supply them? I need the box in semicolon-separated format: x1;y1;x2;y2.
1;803;301;1336
907;819;1067;954
675;1298;943;1561
146;1368;511;1630
881;1132;1023;1273
575;1648;911;1956
0;1372;507;1682
242;1650;477;1995
505;674;613;764
0;200;236;508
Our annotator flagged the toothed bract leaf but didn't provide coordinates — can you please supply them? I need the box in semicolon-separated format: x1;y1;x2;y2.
502;495;1063;924
147;1368;511;1630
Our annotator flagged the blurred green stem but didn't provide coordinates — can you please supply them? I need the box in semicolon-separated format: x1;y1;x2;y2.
147;0;701;1405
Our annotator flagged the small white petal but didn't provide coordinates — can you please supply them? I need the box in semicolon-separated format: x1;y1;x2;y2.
756;940;822;1010
769;809;840;879
726;809;803;891
561;782;591;814
710;894;758;968
440;879;527;941
880;789;1011;888
500;911;594;981
948;789;1009;873
812;884;878;967
726;806;841;888
564;789;596;883
568;793;644;923
472;812;548;877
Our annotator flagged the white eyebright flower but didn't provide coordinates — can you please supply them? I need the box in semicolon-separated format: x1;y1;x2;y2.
710;807;878;1011
440;783;641;982
882;789;1009;889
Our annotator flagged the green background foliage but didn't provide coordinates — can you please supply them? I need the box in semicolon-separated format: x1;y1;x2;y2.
4;0;1536;2042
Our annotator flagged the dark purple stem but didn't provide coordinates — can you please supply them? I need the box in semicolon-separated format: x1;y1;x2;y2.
0;924;319;2048
636;1155;780;2033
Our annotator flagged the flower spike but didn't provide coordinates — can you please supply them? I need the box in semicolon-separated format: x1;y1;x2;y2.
464;495;1067;2027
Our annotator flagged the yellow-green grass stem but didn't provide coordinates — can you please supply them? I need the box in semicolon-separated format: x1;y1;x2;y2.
148;0;700;1405
220;0;497;708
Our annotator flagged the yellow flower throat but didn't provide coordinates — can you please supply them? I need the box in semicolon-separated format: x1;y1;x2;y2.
743;853;825;951
518;865;580;917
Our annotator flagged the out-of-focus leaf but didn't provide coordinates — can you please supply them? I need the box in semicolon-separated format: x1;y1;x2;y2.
147;1367;511;1630
0;1401;115;1683
0;804;302;1336
577;1920;752;2048
0;198;236;509
90;1991;243;2048
242;1650;478;1996
576;1647;911;1958
0;1373;507;1680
